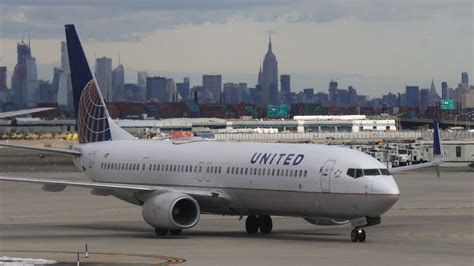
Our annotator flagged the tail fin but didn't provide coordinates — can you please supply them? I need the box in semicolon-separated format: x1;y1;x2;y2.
65;24;134;143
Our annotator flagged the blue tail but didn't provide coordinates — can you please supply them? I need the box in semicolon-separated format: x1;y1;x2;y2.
433;121;442;157
65;24;133;144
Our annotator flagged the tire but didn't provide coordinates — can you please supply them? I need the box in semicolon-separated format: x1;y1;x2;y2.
169;229;182;236
259;215;273;234
350;229;358;242
246;215;259;234
358;230;366;242
155;228;169;236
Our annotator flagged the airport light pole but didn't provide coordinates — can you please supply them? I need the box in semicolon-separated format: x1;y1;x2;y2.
397;112;407;131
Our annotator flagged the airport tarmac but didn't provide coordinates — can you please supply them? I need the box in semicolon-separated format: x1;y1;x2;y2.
0;148;473;265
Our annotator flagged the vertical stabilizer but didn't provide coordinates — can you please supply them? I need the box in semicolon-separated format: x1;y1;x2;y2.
65;24;134;143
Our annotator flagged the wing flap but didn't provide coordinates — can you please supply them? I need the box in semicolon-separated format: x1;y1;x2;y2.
0;176;230;201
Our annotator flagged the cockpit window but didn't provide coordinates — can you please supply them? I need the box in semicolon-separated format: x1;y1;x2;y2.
346;168;364;179
379;168;391;175
363;169;381;176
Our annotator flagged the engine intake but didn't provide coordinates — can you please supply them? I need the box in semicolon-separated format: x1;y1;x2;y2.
142;192;200;229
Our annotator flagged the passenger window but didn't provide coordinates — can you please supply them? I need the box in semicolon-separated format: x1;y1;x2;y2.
277;169;280;176
299;170;303;177
219;166;222;174
227;167;230;174
272;169;275;176
304;170;307;177
285;169;289;177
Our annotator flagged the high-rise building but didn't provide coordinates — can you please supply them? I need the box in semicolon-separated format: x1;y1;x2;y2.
428;79;440;106
137;71;148;88
261;34;278;105
419;88;429;113
112;64;125;101
280;74;290;104
57;41;73;110
223;82;241;104
348;86;358;106
461;72;469;86
0;67;7;91
405;86;420;108
176;77;190;100
441;81;454;100
95;57;112;101
11;40;39;107
328;80;338;106
60;41;70;72
146;76;167;102
202;75;222;103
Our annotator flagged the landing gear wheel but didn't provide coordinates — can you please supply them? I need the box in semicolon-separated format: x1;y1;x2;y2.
357;229;366;242
351;228;366;242
169;229;182;236
155;228;169;236
245;215;259;234
350;229;358;242
258;215;273;234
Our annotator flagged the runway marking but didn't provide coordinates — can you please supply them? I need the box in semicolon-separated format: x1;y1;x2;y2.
0;250;186;265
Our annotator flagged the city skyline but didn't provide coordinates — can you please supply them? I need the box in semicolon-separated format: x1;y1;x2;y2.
0;0;472;96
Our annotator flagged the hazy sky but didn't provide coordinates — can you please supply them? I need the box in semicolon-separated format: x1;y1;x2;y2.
0;0;472;96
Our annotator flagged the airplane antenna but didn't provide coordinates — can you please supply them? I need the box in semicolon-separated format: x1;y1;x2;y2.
28;29;31;48
118;49;121;65
21;30;25;43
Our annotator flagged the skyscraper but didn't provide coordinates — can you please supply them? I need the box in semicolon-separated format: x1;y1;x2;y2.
0;67;7;91
146;76;167;101
137;71;148;88
11;40;39;107
57;41;73;110
261;34;278;105
95;57;112;101
428;79;440;106
441;81;453;100
223;82;241;104
328;80;338;106
112;64;125;101
280;74;290;104
202;75;222;103
461;72;469;86
405;86;420;108
176;77;190;100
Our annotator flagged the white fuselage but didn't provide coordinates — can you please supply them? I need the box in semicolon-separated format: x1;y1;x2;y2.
73;140;399;220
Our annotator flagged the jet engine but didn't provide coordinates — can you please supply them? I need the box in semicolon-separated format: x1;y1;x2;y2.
304;217;350;226
142;192;200;229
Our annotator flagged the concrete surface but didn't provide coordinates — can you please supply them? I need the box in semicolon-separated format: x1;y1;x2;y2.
0;148;473;265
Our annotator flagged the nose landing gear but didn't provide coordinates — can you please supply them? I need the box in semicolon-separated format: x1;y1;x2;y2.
350;228;366;242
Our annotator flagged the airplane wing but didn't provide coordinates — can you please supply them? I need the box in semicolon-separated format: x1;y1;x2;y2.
0;143;81;157
390;121;444;176
0;107;55;119
0;176;231;201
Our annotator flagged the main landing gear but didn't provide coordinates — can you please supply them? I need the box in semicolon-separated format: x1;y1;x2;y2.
350;228;366;242
154;228;182;236
245;215;273;234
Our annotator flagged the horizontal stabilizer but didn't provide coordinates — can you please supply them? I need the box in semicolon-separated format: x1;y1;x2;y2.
0;143;81;157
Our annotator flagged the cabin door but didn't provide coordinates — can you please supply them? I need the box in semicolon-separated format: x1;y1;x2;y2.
320;160;336;192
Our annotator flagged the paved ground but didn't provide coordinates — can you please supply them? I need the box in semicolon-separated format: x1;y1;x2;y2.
0;148;473;265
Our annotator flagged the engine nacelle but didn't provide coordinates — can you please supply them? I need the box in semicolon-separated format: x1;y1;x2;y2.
304;217;350;226
142;192;200;229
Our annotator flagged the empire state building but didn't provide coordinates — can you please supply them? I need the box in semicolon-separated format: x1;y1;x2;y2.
259;34;278;105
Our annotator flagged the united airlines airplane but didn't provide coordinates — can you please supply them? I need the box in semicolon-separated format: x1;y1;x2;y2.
0;25;444;242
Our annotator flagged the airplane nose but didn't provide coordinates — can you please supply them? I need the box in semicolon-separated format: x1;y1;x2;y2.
371;176;400;195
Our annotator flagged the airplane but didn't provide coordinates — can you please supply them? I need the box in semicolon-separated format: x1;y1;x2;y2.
0;24;444;242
